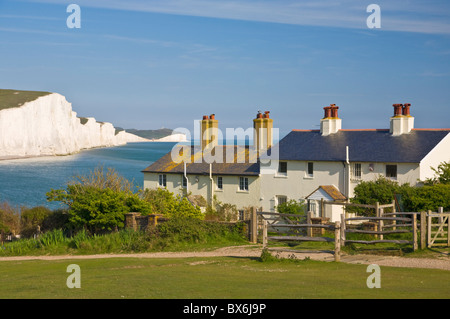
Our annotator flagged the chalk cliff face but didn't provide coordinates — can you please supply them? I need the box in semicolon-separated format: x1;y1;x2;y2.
0;92;148;159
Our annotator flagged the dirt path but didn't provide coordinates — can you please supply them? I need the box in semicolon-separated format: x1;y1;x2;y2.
0;245;449;271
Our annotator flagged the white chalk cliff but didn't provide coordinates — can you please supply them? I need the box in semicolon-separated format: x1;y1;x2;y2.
0;92;149;159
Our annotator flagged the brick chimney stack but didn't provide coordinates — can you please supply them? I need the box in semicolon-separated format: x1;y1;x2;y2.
254;110;273;155
320;104;342;136
390;103;414;136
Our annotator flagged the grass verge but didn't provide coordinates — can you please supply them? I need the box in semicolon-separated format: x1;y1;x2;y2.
0;255;448;299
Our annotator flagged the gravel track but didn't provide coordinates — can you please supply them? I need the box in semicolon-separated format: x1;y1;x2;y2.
0;245;449;271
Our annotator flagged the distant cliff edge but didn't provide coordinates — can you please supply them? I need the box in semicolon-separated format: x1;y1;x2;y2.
0;89;150;160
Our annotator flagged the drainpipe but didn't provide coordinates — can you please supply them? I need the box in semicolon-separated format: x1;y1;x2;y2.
209;163;214;206
345;146;350;199
184;162;188;194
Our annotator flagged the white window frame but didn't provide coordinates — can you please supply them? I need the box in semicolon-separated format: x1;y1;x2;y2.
239;177;249;191
158;174;167;187
386;164;397;180
352;163;362;180
217;176;223;190
306;162;314;178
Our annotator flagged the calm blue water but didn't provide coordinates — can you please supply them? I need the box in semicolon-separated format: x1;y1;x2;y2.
0;142;176;210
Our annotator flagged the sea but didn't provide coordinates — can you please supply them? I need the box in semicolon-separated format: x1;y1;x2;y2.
0;142;176;210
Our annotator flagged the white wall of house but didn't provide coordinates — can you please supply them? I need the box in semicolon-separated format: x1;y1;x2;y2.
419;132;450;182
348;162;421;197
260;159;423;213
143;172;260;211
260;160;345;212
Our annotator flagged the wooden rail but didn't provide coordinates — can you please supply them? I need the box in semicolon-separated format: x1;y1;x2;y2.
260;213;342;262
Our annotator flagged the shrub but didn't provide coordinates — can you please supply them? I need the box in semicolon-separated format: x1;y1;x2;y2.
140;188;203;219
20;206;52;238
0;202;20;234
47;167;152;234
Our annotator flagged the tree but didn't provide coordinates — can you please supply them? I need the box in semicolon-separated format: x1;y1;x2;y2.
47;167;152;233
424;161;450;185
140;188;203;220
275;199;306;222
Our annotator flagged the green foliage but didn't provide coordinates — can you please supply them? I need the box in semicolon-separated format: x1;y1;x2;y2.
424;161;450;185
46;167;152;233
404;184;450;212
0;202;20;234
140;188;203;220
204;196;238;221
351;176;450;214
20;206;52;238
275;199;306;217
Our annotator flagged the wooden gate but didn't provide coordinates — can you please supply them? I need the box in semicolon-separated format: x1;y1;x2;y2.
258;212;342;262
427;211;450;248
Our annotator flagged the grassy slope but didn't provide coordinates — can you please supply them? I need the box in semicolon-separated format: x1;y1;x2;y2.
0;89;51;111
0;256;448;299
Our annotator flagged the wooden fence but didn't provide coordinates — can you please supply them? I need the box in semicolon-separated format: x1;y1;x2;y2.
258;211;342;262
341;213;418;251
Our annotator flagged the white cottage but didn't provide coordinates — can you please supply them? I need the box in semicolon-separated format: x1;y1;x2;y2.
259;103;450;221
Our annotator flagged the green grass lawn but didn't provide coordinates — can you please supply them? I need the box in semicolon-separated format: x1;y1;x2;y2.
0;89;51;110
0;256;448;299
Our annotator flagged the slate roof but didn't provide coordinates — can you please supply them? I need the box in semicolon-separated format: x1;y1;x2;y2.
272;129;450;163
142;145;260;176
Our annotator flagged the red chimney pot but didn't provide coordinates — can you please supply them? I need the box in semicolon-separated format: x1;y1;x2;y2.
402;103;411;116
330;105;339;118
393;104;403;116
323;106;332;118
210;114;215;120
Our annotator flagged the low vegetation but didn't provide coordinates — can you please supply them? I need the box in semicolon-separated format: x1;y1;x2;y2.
0;89;51;110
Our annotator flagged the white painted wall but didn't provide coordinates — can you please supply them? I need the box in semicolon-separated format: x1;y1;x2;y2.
419;132;450;181
260;159;423;212
143;172;261;210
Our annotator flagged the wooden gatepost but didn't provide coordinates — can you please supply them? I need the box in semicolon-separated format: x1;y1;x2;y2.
260;212;341;262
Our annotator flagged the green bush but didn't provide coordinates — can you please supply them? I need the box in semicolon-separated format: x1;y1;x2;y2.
140;188;203;219
350;176;450;214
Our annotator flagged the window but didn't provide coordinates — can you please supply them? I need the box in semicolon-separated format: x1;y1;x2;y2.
352;163;362;180
217;176;223;190
182;176;187;188
158;174;167;187
238;210;245;220
278;161;287;175
386;165;397;179
307;162;314;177
239;177;249;191
277;195;287;206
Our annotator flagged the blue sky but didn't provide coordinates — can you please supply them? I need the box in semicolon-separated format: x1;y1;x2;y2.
1;0;449;137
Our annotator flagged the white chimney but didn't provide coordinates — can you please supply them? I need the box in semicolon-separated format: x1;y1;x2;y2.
390;103;414;136
320;104;342;136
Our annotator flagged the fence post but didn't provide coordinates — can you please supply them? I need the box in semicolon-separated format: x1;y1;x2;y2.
412;213;418;251
334;221;341;262
379;207;384;241
420;211;427;249
250;207;258;243
392;199;397;231
438;207;443;224
427;210;432;248
340;213;346;246
262;219;268;249
307;211;312;237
